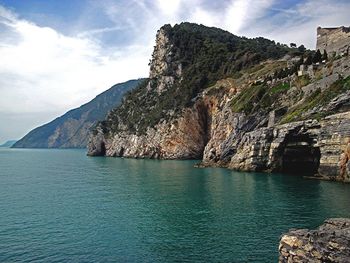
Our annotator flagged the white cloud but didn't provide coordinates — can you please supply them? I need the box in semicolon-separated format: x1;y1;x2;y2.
156;0;182;16
189;7;218;27
0;6;151;141
0;7;150;115
225;0;251;34
242;0;350;48
1;0;350;142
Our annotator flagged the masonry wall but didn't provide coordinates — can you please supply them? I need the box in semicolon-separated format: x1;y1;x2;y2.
316;26;350;55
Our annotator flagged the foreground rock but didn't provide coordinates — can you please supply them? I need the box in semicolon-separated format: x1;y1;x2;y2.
279;218;350;262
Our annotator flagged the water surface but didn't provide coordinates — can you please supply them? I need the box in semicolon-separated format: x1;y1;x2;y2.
1;148;350;262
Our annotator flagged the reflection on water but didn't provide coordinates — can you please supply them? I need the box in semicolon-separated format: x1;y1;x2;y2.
0;148;350;262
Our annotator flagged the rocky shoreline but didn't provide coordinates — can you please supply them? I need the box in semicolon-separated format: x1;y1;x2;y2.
88;24;350;183
279;218;350;262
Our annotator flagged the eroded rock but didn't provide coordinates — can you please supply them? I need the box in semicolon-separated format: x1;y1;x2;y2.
279;218;350;263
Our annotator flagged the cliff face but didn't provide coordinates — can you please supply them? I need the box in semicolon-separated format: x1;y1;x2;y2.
279;218;350;262
88;23;290;158
200;56;350;182
89;79;235;159
88;23;350;182
13;79;143;148
317;26;350;55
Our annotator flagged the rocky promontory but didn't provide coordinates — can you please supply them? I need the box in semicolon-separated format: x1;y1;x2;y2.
88;23;350;182
279;218;350;262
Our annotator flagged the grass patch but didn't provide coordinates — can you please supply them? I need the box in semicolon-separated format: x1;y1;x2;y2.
270;82;290;95
231;83;276;114
280;76;350;123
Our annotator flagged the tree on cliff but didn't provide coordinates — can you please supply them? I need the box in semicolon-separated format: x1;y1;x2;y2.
313;49;322;64
305;53;313;65
322;50;328;61
298;45;306;53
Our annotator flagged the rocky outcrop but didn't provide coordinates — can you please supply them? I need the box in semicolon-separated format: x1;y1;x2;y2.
13;79;143;148
89;100;209;159
214;113;350;182
279;218;350;262
200;55;350;182
148;26;182;94
88;80;236;159
88;23;294;157
88;24;350;182
317;26;350;56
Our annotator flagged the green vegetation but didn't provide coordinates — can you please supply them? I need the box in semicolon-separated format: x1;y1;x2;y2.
270;82;290;94
313;49;322;64
101;23;295;135
231;80;292;115
280;76;350;123
294;75;311;88
231;84;272;114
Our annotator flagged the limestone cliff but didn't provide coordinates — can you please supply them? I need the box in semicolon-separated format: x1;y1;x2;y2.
88;23;350;182
13;79;143;148
200;56;350;182
317;26;350;56
88;23;290;158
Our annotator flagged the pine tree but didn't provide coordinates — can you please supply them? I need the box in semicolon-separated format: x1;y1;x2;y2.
305;54;313;65
313;49;322;64
322;50;328;61
298;45;306;53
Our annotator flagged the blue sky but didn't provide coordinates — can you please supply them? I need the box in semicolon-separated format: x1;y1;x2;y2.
0;0;350;142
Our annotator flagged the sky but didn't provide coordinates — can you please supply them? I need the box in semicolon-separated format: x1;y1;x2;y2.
0;0;350;143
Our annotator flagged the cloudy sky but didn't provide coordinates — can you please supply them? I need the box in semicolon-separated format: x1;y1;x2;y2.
0;0;349;143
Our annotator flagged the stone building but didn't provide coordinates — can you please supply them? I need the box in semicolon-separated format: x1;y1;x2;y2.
316;26;350;56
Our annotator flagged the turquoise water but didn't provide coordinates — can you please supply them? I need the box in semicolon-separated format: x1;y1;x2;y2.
1;149;350;262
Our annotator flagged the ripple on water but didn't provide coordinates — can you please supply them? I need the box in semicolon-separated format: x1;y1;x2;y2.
0;148;350;262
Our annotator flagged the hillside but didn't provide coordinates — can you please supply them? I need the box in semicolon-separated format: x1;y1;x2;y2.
102;23;292;135
0;140;17;148
88;23;350;182
13;79;143;148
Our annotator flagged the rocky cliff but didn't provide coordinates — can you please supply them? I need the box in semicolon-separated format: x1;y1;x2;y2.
279;218;350;262
317;26;350;56
88;23;350;182
88;23;291;158
200;55;350;182
13;79;143;148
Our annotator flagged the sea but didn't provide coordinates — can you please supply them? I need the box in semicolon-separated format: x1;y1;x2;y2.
1;148;350;262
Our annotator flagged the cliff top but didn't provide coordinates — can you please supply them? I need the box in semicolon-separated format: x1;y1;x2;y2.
100;22;295;135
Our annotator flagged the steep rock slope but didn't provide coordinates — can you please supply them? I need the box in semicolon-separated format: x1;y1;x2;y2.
89;23;350;181
13;79;143;148
88;23;291;158
201;57;350;182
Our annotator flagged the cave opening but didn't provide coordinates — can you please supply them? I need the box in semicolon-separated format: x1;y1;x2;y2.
100;142;106;156
118;147;125;157
281;134;320;175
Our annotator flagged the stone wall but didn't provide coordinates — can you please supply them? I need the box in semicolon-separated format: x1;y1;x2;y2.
316;26;350;55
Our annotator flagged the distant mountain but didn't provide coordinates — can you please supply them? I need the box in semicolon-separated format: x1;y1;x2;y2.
13;79;144;148
0;140;17;148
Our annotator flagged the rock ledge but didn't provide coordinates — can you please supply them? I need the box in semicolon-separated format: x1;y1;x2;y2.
279;218;350;262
